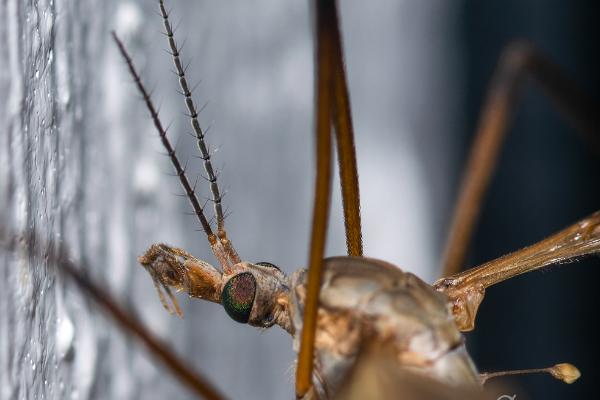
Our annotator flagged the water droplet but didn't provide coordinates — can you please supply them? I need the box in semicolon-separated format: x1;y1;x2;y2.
56;315;74;359
115;2;143;36
133;157;160;195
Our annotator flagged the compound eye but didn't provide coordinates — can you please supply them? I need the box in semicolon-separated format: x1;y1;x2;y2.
255;262;281;272
221;272;256;323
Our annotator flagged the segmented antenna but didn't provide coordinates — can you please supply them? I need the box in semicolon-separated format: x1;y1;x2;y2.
111;32;216;244
159;0;225;237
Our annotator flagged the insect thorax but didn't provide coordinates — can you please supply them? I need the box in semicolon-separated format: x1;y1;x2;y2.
287;256;480;398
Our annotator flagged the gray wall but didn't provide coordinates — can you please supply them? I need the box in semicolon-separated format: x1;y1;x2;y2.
0;1;461;399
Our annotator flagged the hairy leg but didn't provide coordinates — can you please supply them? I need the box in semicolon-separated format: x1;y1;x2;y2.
436;210;600;331
296;0;337;397
331;18;363;257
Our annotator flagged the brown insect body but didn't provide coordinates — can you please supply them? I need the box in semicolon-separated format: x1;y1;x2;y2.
136;210;600;399
139;244;481;398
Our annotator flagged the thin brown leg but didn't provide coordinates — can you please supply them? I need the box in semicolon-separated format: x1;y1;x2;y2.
0;226;224;400
62;261;224;400
295;0;336;397
435;210;600;331
330;7;363;257
441;40;600;277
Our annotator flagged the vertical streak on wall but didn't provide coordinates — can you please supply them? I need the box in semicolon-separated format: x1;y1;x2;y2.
1;0;94;398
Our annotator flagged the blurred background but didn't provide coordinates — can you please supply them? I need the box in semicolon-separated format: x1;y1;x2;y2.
0;0;597;399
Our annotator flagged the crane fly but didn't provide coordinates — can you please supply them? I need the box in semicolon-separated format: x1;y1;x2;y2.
115;0;598;397
2;0;599;399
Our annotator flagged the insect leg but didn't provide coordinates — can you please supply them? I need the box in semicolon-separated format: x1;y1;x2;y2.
435;210;600;331
330;15;363;257
296;0;336;397
441;41;600;277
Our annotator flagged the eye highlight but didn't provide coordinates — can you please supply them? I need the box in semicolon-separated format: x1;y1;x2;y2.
221;272;256;323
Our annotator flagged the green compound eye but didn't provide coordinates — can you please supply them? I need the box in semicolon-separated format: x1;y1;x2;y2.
221;272;256;323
